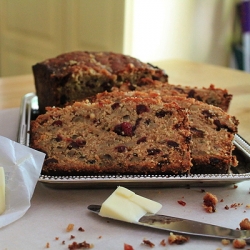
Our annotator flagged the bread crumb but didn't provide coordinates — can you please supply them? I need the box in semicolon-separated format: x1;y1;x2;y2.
231;203;243;209
168;232;189;245
177;200;186;206
124;243;134;250
66;223;74;232
70;235;75;240
232;238;246;249
239;218;250;230
203;192;218;213
221;239;230;245
68;241;94;249
45;242;50;248
142;239;155;248
78;227;85;232
160;239;166;246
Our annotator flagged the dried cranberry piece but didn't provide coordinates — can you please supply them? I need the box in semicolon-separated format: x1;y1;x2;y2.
136;104;149;115
124;243;134;250
178;200;186;206
55;134;63;142
174;123;182;129
111;102;120;110
173;87;185;94
133;118;142;132
167;140;179;148
52;120;63;126
162;154;169;158
67;139;86;149
213;120;233;132
142;239;155;248
147;148;161;155
137;137;147;144
115;145;127;153
185;135;192;143
137;77;153;86
128;84;136;91
114;122;134;136
155;110;172;118
196;95;202;101
187;89;196;98
190;127;205;138
76;139;86;147
202;110;213;118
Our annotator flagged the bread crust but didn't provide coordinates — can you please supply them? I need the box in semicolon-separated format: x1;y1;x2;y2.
32;51;168;113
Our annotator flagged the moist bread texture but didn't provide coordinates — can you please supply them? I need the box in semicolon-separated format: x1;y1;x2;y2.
162;96;238;174
119;79;232;112
30;96;192;176
93;91;239;174
32;51;168;113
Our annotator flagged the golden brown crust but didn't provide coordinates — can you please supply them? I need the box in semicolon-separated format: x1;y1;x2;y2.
121;79;232;112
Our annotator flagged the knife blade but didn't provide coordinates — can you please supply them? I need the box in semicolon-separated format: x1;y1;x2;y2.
88;204;250;242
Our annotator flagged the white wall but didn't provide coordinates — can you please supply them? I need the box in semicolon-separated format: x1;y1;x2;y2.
124;0;236;67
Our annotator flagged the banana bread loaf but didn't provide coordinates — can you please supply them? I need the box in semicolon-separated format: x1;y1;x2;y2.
32;51;232;114
32;51;168;113
30;96;192;176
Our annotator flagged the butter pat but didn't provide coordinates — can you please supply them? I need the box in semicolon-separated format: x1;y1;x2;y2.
0;167;5;214
99;186;162;223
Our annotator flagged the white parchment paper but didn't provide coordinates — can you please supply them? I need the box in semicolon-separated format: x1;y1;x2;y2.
0;135;45;228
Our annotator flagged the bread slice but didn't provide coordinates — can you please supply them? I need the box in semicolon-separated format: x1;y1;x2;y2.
30;96;192;176
93;91;239;174
162;96;238;174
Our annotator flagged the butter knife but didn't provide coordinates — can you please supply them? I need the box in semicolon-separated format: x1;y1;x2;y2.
88;204;250;243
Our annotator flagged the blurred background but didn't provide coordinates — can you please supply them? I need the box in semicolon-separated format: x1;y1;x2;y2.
0;0;246;77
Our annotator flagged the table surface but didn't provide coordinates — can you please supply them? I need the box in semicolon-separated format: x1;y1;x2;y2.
0;60;250;250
